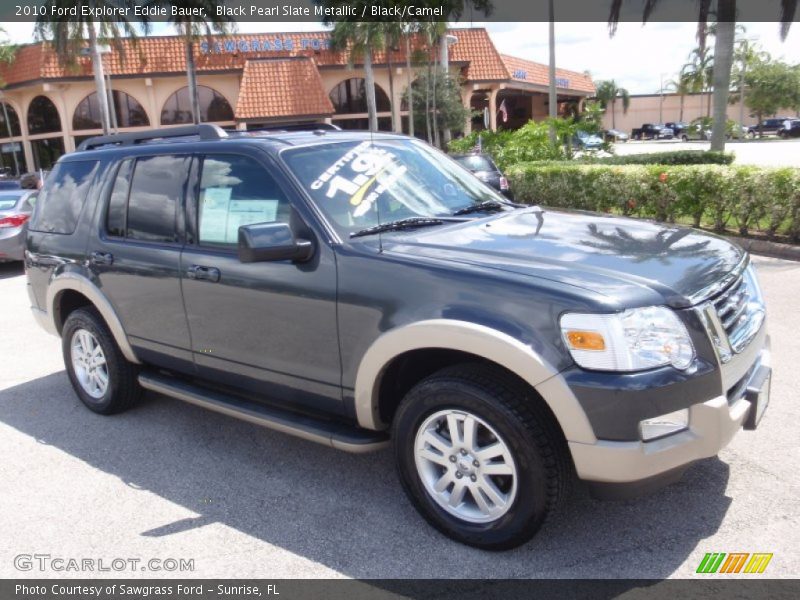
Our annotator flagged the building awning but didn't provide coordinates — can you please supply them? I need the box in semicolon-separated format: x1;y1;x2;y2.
235;58;334;121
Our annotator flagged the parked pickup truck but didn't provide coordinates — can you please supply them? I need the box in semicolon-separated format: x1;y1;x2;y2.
26;125;771;550
631;123;674;140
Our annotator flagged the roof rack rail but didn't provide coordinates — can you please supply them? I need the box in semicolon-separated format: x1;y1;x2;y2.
76;124;228;151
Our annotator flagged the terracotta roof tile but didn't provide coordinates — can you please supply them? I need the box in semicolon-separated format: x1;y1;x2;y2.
236;58;333;120
449;28;509;81
500;54;595;94
0;29;594;97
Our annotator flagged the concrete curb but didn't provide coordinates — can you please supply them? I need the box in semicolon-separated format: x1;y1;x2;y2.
727;235;800;262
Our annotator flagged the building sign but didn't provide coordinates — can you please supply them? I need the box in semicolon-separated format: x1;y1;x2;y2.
199;37;332;54
512;69;571;89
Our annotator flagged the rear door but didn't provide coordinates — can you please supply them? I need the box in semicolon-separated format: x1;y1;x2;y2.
179;150;342;415
89;154;193;372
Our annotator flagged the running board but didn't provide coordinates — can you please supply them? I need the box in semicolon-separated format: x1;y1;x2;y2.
138;372;389;453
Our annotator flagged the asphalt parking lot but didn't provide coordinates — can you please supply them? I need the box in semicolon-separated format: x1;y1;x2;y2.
613;137;800;167
1;256;798;579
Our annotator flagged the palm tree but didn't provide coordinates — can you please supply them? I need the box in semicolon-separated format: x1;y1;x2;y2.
732;35;770;131
608;0;796;152
665;73;693;122
404;24;417;138
382;22;404;133
0;28;21;175
548;0;557;142
330;22;384;132
158;0;234;125
594;80;630;129
682;46;714;119
35;0;144;135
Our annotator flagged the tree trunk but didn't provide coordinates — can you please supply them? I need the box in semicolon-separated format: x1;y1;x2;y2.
364;48;378;132
1;102;20;176
87;21;111;135
547;0;557;143
439;33;451;146
611;98;616;129
425;56;432;144
738;62;746;131
184;24;201;125
405;35;414;137
710;6;736;151
432;57;440;148
679;95;684;122
386;42;399;132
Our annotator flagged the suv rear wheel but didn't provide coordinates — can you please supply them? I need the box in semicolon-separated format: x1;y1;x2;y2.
62;307;142;415
392;364;570;550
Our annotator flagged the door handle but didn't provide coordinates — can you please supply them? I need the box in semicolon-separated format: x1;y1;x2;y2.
90;251;114;266
187;265;220;283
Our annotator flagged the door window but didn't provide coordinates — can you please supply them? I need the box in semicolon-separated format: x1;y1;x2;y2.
126;155;189;243
197;154;291;247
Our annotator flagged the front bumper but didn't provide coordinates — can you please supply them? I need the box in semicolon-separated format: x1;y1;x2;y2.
569;337;770;490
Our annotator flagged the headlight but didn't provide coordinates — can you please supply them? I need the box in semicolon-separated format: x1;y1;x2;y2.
560;306;695;372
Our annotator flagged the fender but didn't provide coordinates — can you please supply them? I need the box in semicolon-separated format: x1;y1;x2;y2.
353;319;597;444
45;272;141;364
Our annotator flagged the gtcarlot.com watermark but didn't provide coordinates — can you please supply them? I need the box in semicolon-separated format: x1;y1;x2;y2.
14;554;195;573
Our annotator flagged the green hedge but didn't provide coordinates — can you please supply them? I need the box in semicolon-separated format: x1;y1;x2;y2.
507;163;800;241
581;150;735;166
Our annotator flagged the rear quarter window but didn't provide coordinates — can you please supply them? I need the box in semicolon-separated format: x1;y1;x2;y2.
29;160;99;234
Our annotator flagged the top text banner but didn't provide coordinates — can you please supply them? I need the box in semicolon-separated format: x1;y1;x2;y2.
3;0;798;23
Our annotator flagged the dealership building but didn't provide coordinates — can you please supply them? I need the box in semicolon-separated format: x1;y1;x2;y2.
0;27;594;173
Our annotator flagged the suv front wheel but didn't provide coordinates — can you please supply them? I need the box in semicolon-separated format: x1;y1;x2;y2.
62;307;142;415
392;364;570;550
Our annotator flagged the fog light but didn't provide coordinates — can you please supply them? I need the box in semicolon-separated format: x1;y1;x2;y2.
639;409;689;441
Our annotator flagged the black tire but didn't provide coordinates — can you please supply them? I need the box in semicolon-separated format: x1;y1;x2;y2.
62;307;142;415
392;363;571;550
681;135;688;142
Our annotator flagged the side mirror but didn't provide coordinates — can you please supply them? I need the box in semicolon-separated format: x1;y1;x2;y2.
237;222;314;264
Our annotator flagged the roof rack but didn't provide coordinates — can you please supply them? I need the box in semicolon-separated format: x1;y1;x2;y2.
76;124;228;151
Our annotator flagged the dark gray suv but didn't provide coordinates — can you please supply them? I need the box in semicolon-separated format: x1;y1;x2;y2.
25;125;770;550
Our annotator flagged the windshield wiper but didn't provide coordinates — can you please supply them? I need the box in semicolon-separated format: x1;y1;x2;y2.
452;200;509;216
350;217;444;239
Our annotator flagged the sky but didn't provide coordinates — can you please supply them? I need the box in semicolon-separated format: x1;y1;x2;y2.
2;20;798;94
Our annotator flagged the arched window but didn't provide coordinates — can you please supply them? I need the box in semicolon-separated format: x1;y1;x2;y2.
73;90;150;130
27;96;62;135
329;78;391;114
0;103;22;138
160;86;234;125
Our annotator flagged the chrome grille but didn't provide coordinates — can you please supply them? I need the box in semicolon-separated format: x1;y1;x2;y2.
702;266;766;361
714;275;750;336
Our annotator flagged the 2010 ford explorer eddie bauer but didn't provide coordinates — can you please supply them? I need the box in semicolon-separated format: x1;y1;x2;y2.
26;125;770;550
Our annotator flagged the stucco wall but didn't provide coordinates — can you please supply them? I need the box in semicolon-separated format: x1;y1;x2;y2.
601;92;800;133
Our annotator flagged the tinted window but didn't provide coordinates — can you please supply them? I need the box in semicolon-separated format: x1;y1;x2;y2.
454;155;497;172
198;154;290;247
106;159;133;237
29;160;98;234
127;156;189;243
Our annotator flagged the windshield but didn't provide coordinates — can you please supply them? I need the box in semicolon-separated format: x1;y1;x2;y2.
282;139;509;237
453;155;497;172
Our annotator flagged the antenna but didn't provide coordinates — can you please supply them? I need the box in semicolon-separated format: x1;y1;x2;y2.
369;124;383;253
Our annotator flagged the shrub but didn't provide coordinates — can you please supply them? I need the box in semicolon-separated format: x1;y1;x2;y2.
507;162;800;241
448;123;563;170
582;150;735;166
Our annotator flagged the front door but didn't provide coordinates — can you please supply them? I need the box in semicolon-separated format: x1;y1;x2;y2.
180;152;342;415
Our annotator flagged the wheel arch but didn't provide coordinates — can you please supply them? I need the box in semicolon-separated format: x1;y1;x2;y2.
46;273;141;364
354;319;596;444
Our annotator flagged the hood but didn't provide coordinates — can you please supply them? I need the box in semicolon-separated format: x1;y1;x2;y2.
384;208;744;309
